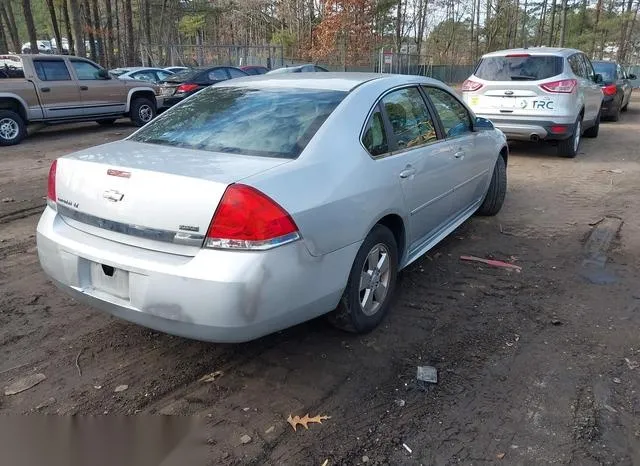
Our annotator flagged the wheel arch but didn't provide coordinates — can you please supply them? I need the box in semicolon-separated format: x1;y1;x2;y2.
374;213;407;264
126;88;157;112
0;96;28;123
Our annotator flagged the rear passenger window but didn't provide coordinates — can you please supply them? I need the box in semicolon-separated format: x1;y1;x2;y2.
227;68;246;78
34;60;71;81
568;55;586;78
424;87;473;138
381;87;437;150
208;69;228;81
362;107;389;157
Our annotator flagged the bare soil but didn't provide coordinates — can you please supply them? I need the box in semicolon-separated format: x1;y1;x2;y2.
1;104;639;465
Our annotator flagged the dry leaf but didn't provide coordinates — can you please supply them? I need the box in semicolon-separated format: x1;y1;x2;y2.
287;413;331;431
199;371;223;382
497;452;506;459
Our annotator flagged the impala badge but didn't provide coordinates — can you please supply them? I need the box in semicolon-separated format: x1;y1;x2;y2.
103;189;125;202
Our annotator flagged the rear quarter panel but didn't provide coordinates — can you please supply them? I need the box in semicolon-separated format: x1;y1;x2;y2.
0;57;45;120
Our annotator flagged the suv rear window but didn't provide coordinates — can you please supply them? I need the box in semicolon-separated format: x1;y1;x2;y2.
130;86;346;158
592;62;616;83
0;55;24;79
475;55;563;81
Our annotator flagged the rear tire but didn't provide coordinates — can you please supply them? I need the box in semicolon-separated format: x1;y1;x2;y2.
0;110;27;146
329;225;398;334
477;154;507;216
584;112;600;138
557;116;581;158
130;97;156;127
97;119;117;126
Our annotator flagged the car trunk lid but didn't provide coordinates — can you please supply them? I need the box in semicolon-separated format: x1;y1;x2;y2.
55;140;291;256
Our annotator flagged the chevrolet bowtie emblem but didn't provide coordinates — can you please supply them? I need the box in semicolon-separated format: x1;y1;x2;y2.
103;189;125;202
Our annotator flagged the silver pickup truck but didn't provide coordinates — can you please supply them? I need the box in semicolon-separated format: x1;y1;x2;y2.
0;54;162;146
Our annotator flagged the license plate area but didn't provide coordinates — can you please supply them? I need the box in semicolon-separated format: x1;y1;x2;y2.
89;262;130;299
161;87;175;96
500;97;517;109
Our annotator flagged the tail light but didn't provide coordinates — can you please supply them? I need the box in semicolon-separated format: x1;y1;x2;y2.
176;83;199;93
461;79;483;92
602;84;617;96
540;79;577;94
205;184;300;250
47;159;57;209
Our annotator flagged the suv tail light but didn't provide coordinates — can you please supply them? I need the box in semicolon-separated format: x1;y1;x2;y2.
461;79;483;92
602;84;617;96
47;159;57;209
205;184;300;250
176;83;199;93
540;79;577;94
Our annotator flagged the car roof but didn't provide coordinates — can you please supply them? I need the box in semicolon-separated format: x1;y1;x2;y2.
120;67;166;73
481;47;582;58
214;72;442;92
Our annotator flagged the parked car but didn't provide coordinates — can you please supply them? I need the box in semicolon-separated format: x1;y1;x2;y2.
158;66;248;107
164;66;190;74
592;60;636;121
267;64;329;74
37;73;508;343
462;47;604;157
240;65;269;75
110;67;175;84
0;54;162;146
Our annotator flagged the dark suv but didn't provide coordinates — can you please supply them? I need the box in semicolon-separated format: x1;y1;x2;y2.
158;66;248;107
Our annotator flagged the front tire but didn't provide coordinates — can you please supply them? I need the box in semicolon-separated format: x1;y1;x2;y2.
557;116;581;158
130;97;156;127
0;110;27;146
477;154;507;216
329;225;398;333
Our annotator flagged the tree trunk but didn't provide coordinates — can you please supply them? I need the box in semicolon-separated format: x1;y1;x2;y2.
45;0;64;54
537;0;547;46
22;0;39;54
0;4;17;52
62;0;75;54
83;0;98;60
91;0;103;64
2;1;21;53
590;0;603;57
124;0;135;66
104;0;115;67
395;0;402;52
0;16;8;54
548;0;557;46
521;0;528;47
617;0;634;61
578;0;588;35
474;0;480;58
559;0;567;46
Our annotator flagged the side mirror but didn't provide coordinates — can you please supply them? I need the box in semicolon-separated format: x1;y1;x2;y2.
474;116;494;131
629;74;637;80
97;69;111;80
594;73;603;84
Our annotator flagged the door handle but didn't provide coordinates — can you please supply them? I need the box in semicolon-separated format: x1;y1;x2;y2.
40;87;50;92
80;86;89;91
399;167;416;179
454;151;465;159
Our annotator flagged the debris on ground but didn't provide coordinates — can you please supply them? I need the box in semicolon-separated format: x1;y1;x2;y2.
199;371;224;382
460;255;522;272
75;348;84;377
362;455;370;463
4;373;46;395
1;197;15;203
613;377;621;384
93;385;102;390
287;413;331;431
497;452;506;459
240;434;252;444
625;358;638;370
35;397;56;410
265;425;275;434
114;384;129;392
321;460;329;466
395;399;406;407
606;169;623;174
402;443;413;454
416;366;438;383
551;318;563;326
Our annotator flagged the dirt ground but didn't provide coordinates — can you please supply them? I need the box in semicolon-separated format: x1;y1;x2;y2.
1;100;640;466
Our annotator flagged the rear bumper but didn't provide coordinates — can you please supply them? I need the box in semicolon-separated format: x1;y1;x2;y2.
36;207;358;342
475;115;576;141
600;96;619;117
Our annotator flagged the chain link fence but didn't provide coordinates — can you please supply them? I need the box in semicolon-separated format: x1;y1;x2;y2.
140;44;284;69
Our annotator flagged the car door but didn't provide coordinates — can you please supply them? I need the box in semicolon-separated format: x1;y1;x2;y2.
581;55;603;121
423;86;493;215
31;57;83;119
378;86;459;247
69;58;126;116
617;64;632;107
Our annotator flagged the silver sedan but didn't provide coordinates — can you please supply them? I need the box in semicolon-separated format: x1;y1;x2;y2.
37;73;508;342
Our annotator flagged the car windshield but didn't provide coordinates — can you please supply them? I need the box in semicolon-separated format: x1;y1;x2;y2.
268;67;300;74
592;62;616;83
130;86;347;158
475;55;563;81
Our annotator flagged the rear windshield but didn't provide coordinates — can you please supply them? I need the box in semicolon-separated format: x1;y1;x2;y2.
0;56;25;79
475;55;563;81
130;86;347;158
592;62;616;82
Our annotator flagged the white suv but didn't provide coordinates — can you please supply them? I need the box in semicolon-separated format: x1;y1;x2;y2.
462;48;604;157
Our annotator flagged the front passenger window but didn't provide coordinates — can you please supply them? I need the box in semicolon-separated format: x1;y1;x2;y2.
362;107;389;157
381;87;437;149
424;87;473;138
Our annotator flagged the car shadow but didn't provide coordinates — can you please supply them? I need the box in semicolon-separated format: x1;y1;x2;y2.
25;121;136;143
